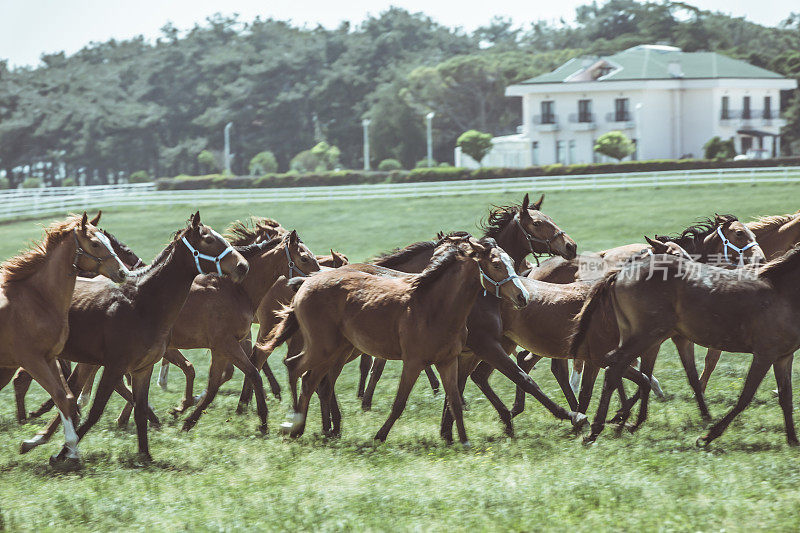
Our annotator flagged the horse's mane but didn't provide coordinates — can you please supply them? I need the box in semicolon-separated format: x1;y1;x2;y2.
0;214;82;284
371;231;470;268
236;234;284;259
656;214;738;255
226;217;284;246
410;243;463;290
748;211;800;233
758;245;800;281
480;203;522;239
129;220;196;278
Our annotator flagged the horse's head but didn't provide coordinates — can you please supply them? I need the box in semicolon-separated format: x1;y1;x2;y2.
645;235;692;260
463;236;530;309
517;193;577;260
181;211;249;283
712;214;765;265
318;250;349;268
254;218;286;243
73;211;130;283
282;230;320;277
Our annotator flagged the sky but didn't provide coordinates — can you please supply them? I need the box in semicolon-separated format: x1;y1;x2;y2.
0;0;797;68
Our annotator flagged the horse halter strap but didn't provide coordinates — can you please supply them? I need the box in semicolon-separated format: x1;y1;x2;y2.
515;215;565;266
284;242;308;278
716;225;757;264
478;266;520;299
181;236;234;276
72;229;118;271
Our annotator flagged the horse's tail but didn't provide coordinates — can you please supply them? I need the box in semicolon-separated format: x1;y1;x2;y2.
569;270;619;356
262;307;300;353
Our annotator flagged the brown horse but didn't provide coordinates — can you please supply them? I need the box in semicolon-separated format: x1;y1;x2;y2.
508;213;765;414
8;224;146;422
571;248;800;446
699;210;800;390
267;235;531;444
0;212;129;464
22;212;248;464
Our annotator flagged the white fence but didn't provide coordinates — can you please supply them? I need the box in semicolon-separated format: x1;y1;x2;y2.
1;167;799;221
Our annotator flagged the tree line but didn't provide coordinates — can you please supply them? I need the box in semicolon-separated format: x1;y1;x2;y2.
0;1;799;187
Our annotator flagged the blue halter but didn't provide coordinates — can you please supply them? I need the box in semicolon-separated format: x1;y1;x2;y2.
181;235;234;276
716;226;758;264
478;266;520;298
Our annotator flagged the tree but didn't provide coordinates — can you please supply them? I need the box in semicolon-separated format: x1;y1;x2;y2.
289;142;342;173
594;131;635;161
457;130;493;165
249;151;278;175
197;150;219;173
703;136;736;159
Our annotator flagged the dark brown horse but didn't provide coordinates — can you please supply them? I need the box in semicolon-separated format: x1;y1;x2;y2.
22;212;248;464
0;212;129;464
571;248;800;446
268;235;531;444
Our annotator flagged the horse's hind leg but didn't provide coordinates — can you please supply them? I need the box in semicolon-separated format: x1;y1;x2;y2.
131;367;155;461
361;358;387;411
182;358;225;432
157;357;170;390
699;348;722;392
163;349;195;414
115;375;160;428
576;362;600;413
438;358;469;446
77;365;99;409
357;353;371;399
772;354;798;446
697;354;773;447
467;360;513;437
374;361;423;442
510;351;541;417
570;359;585;397
550;358;578;411
673;336;711;420
441;355;476;443
424;365;440;394
11;369;32;422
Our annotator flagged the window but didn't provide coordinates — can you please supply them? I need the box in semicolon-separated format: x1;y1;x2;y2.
741;136;753;153
556;140;566;164
578;100;592;122
531;141;539;166
764;96;772;119
721;96;730;119
568;140;576;164
541;101;555;124
743;96;751;119
614;98;630;122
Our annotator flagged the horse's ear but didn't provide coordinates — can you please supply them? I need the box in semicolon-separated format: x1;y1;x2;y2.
81;212;88;231
289;229;298;244
532;194;544;210
521;193;530;212
645;235;666;253
90;210;101;226
191;211;201;229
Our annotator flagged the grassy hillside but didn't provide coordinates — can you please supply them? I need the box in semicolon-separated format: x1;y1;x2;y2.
1;182;799;531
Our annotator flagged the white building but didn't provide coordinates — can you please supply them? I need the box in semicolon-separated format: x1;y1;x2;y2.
455;45;797;168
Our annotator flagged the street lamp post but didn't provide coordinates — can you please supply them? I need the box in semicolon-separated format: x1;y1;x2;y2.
426;112;435;167
635;103;643;161
224;122;233;174
362;118;371;171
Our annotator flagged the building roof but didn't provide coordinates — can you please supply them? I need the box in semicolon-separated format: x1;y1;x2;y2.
519;45;785;84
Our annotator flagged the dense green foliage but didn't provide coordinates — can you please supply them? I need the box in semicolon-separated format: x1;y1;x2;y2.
1;183;800;530
595;131;636;161
377;158;403;171
1;2;799;188
248;151;278;175
457;130;494;165
704;136;737;160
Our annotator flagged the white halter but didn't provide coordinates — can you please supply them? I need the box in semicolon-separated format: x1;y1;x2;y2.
181;232;234;276
716;225;758;264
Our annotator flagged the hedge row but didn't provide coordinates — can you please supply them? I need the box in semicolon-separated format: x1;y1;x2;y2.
155;157;800;190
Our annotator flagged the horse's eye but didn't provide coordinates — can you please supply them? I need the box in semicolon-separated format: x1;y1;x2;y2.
92;241;100;248
736;231;744;237
532;221;540;226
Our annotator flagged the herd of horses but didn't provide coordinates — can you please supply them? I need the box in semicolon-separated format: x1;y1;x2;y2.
0;194;799;468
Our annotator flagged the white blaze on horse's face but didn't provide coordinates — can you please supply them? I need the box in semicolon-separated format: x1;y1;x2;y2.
497;250;530;305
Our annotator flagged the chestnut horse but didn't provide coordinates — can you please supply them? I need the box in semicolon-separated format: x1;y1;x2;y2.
267;235;531;444
699;210;800;390
0;212;128;464
571;248;800;446
22;212;248;464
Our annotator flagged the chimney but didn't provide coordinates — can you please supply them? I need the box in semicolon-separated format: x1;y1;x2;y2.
668;60;683;78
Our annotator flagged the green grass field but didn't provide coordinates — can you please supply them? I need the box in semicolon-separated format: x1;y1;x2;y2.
1;182;800;531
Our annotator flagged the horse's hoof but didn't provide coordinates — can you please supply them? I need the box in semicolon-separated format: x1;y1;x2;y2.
625;423;641;434
150;419;162;430
19;435;45;454
49;452;82;471
361;403;372;412
570;412;589;429
788;438;800;447
696;435;711;448
373;434;387;443
181;420;197;432
279;422;293;435
458;440;471;450
116;419;129;429
582;434;598;446
432;387;440;396
236;403;247;415
273;392;282;402
16;416;27;425
258;423;268;435
503;424;515;438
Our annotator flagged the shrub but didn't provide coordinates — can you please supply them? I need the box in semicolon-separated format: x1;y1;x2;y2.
61;177;76;187
378;158;403;171
594;131;635;161
703;136;736;160
21;177;41;188
457;130;493;166
129;170;151;183
249;151;278;175
197;150;219;173
438;162;454;168
291;142;342;173
0;176;8;189
415;158;437;168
